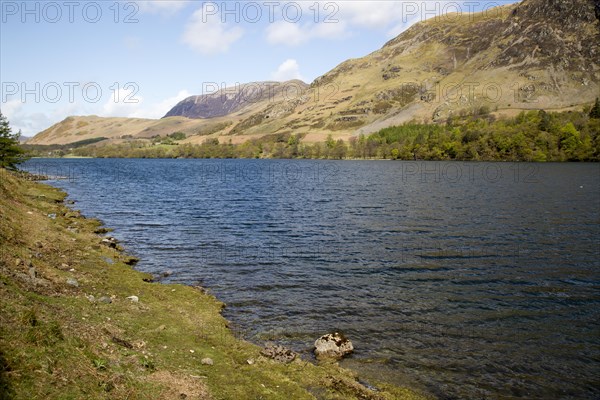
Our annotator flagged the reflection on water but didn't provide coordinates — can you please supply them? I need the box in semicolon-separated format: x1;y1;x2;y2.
25;159;600;399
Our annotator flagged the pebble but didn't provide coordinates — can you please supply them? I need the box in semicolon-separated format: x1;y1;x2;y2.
201;358;214;366
66;278;79;287
98;296;112;304
126;295;139;303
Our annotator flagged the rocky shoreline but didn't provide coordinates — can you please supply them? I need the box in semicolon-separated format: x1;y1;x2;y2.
0;169;429;399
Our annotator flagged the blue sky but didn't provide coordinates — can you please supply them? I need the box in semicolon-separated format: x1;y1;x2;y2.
0;0;516;136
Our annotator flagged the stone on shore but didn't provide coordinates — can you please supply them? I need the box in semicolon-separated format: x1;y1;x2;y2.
314;332;354;360
260;344;297;363
101;237;118;249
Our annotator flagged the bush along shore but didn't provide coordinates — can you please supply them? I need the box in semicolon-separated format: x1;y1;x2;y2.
0;169;428;400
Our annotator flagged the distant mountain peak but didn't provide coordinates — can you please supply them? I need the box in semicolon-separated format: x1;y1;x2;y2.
163;80;309;119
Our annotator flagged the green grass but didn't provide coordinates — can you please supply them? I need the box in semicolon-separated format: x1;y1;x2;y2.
0;169;430;400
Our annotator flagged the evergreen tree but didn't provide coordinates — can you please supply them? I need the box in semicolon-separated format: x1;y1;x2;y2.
589;98;600;119
0;111;28;170
538;110;552;132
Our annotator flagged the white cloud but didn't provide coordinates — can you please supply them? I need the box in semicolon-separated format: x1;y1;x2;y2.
266;19;347;46
130;90;191;119
136;0;190;15
1;99;23;122
271;59;304;82
101;88;193;119
102;87;144;117
1;99;68;137
182;4;244;55
336;1;402;29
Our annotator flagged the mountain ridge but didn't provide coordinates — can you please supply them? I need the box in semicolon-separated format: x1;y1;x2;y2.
163;80;309;119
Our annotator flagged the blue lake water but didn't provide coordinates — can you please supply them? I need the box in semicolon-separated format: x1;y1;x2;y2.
24;158;600;399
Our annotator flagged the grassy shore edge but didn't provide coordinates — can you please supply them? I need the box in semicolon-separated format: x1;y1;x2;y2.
0;169;429;400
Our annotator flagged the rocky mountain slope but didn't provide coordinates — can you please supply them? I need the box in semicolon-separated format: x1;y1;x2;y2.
29;0;600;146
164;80;309;119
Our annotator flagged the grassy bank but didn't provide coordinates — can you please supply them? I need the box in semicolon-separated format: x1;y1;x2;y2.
0;169;428;399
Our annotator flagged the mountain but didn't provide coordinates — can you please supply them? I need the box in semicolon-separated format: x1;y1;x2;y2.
164;80;309;119
29;0;600;146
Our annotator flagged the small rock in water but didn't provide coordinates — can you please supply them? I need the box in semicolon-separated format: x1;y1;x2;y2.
314;332;354;360
201;358;214;366
162;270;173;278
126;295;139;303
66;278;79;287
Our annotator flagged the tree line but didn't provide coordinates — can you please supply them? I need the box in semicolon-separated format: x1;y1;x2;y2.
22;102;600;162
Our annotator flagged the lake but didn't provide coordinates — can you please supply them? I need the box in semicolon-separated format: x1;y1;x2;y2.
23;158;600;399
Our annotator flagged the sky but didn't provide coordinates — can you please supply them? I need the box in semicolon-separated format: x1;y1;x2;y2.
0;0;516;136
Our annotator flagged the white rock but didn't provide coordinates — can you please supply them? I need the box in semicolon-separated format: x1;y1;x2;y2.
314;332;354;360
127;295;139;303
